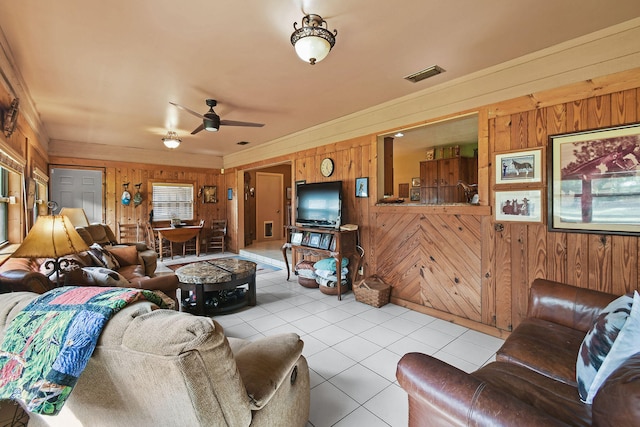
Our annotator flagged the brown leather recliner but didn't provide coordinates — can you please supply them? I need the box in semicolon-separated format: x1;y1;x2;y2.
397;279;640;426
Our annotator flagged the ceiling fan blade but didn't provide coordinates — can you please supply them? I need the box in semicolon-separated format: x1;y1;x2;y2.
219;120;265;128
170;102;204;119
191;123;205;135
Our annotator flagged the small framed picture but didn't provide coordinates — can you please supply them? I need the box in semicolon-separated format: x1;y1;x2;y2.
410;187;420;201
495;148;543;185
309;233;321;248
319;233;332;250
356;177;368;198
227;188;233;200
302;231;311;246
495;190;544;223
291;232;303;245
203;185;217;203
411;177;421;187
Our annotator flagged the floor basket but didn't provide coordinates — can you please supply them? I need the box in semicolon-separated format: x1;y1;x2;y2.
354;275;391;308
319;281;349;295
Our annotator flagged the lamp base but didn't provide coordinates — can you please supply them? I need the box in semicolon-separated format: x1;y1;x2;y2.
44;257;71;288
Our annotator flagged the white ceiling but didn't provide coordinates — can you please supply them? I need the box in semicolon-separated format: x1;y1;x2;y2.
1;0;639;161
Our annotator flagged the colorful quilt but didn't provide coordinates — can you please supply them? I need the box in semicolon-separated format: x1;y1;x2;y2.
0;286;165;415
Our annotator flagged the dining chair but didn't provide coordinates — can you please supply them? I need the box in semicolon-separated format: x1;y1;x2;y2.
117;222;141;244
182;219;205;256
207;219;227;254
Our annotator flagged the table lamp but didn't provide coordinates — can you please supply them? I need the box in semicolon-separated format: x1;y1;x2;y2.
11;215;90;288
59;207;90;227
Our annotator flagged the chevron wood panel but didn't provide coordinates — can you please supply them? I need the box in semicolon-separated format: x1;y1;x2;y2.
374;211;482;321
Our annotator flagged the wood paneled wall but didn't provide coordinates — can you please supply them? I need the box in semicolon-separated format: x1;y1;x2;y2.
487;77;640;332
48;157;231;248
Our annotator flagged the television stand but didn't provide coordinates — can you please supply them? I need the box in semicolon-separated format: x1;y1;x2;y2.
282;225;360;301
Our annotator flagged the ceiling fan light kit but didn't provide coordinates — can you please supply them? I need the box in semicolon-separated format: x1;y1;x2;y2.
169;99;264;136
162;130;181;149
291;14;337;65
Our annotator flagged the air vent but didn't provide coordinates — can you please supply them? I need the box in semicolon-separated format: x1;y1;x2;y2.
404;65;445;83
237;141;250;146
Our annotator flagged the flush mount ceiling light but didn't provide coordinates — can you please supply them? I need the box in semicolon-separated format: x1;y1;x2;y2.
162;130;181;149
291;14;337;65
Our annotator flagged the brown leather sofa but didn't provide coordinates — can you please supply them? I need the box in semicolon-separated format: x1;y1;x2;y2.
0;224;178;305
397;279;640;426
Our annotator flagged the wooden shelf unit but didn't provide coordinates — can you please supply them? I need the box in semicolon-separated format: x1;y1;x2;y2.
282;225;360;300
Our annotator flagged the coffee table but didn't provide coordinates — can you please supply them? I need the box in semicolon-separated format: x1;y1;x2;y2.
175;258;257;315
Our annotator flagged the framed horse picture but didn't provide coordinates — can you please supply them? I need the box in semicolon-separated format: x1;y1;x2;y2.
495;148;543;185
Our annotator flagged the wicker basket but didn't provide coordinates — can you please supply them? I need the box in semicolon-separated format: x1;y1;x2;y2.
319;281;349;295
353;275;391;308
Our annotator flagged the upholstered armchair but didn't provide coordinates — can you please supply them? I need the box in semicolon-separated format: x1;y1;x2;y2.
0;292;310;426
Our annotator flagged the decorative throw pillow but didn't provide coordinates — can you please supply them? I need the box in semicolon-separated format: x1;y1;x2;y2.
82;266;130;287
106;245;140;267
87;243;120;270
584;291;640;403
576;292;634;403
313;257;348;272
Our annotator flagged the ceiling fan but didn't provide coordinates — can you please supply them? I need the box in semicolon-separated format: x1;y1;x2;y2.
170;99;265;135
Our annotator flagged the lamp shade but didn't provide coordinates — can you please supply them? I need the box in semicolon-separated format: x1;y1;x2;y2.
294;36;331;64
59;207;90;227
12;215;90;259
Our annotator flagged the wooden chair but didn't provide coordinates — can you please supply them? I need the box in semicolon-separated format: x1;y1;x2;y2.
182;219;205;256
144;221;172;259
207;219;227;254
117;222;141;244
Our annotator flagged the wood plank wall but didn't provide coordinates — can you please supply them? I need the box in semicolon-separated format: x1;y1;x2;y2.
48;157;231;248
487;75;640;332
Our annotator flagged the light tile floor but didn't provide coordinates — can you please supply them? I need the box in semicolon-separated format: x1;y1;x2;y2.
160;241;504;427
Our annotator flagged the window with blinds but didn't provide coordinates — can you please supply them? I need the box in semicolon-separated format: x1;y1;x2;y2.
151;183;194;221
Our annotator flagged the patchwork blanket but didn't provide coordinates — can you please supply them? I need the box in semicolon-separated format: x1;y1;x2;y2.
0;286;165;415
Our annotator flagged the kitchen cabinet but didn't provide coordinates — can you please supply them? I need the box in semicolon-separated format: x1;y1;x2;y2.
420;157;477;204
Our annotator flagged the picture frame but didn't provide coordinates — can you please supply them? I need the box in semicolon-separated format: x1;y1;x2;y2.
409;187;420;202
548;122;640;235
355;177;368;198
203;185;217;203
425;148;435;160
495;190;543;223
291;232;303;245
309;232;321;248
227;188;233;200
318;233;332;250
301;231;311;246
495;148;543;185
411;177;421;187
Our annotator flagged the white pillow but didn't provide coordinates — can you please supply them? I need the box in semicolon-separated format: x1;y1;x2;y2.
82;266;130;287
585;290;640;403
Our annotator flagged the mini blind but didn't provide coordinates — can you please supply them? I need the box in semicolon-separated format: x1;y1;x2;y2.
151;183;194;221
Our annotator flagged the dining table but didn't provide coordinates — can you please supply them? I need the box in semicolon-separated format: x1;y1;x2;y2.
154;225;203;261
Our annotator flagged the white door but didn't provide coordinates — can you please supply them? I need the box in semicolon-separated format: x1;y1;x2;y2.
256;172;283;241
50;168;103;223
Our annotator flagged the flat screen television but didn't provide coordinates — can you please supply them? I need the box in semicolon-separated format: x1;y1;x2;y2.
296;181;342;229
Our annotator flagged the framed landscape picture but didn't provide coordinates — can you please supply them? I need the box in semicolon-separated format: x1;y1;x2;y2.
495;190;543;223
548;122;640;235
495;148;543;185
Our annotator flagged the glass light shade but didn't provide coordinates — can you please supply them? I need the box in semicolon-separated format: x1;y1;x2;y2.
163;138;180;149
59;207;90;227
294;36;331;64
162;131;181;149
12;215;89;259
